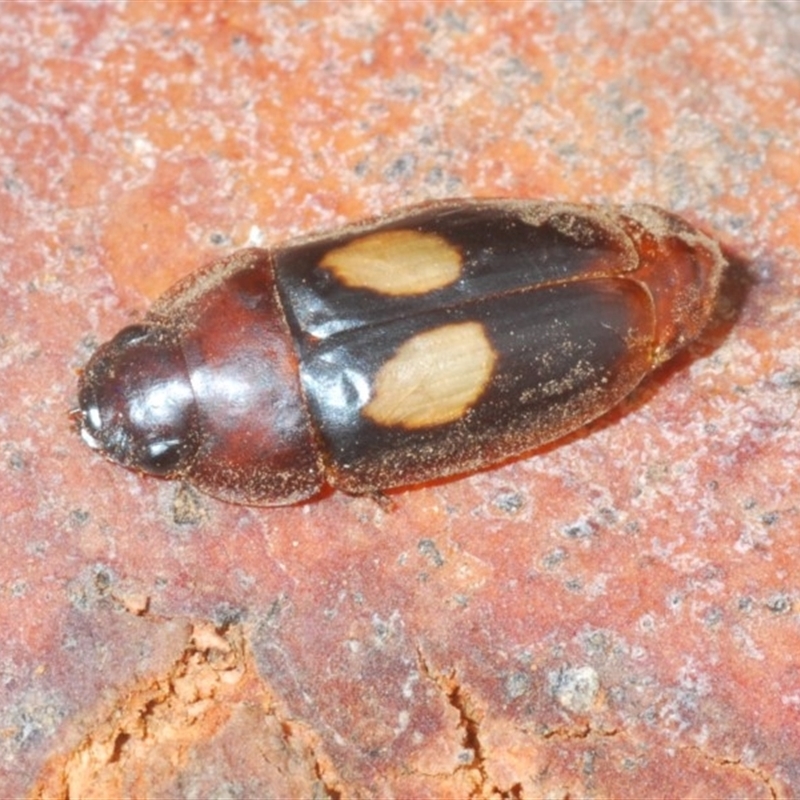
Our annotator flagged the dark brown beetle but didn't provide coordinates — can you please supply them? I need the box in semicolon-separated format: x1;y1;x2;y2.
77;200;725;505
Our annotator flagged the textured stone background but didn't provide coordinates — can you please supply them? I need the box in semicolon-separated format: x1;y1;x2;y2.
2;2;798;797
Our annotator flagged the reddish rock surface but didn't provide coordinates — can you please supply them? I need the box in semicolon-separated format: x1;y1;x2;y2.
2;2;798;797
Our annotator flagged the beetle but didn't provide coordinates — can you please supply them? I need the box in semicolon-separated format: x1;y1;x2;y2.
76;199;725;506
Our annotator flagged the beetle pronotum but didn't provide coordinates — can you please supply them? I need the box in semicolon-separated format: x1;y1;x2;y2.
77;200;725;505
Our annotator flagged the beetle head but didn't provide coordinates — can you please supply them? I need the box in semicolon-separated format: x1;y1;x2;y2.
78;324;200;477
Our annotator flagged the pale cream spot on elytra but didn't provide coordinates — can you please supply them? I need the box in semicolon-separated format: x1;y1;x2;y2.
319;229;462;296
364;322;497;429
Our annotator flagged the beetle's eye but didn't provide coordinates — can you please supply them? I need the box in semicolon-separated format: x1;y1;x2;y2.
140;436;195;475
113;324;153;348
